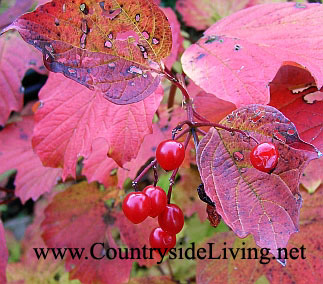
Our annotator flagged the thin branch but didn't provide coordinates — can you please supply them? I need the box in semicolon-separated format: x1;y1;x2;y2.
167;84;177;109
132;159;157;191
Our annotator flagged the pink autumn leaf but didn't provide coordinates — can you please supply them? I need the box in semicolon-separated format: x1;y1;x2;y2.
32;73;163;180
188;80;236;123
0;220;8;284
117;123;166;188
0;116;62;203
161;7;184;69
182;3;323;107
82;138;118;188
117;106;187;187
0;32;46;126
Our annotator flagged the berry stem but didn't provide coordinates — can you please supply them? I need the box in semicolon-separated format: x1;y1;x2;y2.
132;159;157;191
167;132;192;203
153;164;158;187
0;187;13;193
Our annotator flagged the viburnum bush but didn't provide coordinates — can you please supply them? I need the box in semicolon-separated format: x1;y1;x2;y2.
0;0;322;283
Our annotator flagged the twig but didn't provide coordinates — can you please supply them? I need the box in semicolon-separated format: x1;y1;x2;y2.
132;159;157;191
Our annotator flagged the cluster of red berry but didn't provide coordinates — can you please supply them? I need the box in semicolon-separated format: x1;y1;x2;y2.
122;137;280;255
123;139;186;253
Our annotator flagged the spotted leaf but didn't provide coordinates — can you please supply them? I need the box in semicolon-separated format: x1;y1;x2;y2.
7;0;172;104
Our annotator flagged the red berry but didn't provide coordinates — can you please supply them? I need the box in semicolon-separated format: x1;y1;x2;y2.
158;204;184;234
143;185;167;218
250;142;279;173
122;192;151;224
149;227;176;253
156;139;185;171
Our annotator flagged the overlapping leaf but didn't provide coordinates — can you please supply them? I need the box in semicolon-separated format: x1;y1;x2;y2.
82;138;118;188
0;32;46;126
196;188;323;283
182;2;323;107
41;182;133;284
0;116;62;203
189;81;236;123
0;220;8;284
270;63;323;150
196;104;319;262
8;0;172;104
32;73;163;179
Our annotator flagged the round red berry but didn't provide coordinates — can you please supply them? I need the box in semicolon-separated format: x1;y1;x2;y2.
149;227;176;253
122;192;151;224
250;142;279;173
156;139;185;171
143;185;167;218
158;204;184;234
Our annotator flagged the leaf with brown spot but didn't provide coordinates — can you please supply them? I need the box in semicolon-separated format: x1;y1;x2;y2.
196;104;319;263
6;0;172;104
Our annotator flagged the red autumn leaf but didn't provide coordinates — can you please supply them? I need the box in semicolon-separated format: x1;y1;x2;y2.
41;182;132;284
117;123;166;188
0;220;8;284
82;138;118;188
161;7;183;69
115;211;159;266
196;104;319;262
182;2;323;107
8;0;172;104
0;116;62;203
196;187;322;283
270;63;323;150
0;31;47;126
0;0;33;30
32;73;163;179
189;81;236;123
